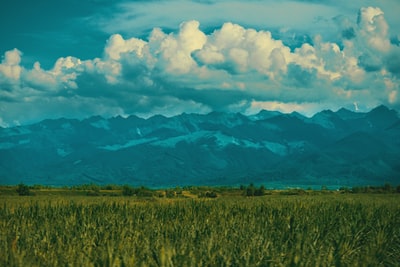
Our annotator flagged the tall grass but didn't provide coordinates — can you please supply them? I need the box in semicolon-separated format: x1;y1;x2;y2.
1;195;399;266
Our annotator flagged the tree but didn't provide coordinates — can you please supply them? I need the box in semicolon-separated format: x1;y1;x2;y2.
199;191;218;198
255;185;265;196
16;183;31;196
122;185;135;196
86;186;100;196
244;184;266;197
383;183;392;193
205;191;218;198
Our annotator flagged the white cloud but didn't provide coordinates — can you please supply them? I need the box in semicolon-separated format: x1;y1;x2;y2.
105;34;147;61
246;100;326;117
0;48;22;81
24;62;58;90
357;7;390;52
157;21;206;74
0;5;399;126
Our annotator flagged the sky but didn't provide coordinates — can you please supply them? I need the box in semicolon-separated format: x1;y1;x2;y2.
0;0;400;127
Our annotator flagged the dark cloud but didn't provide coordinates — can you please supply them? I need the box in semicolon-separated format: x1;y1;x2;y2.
342;27;356;40
385;48;400;76
358;53;382;72
286;64;318;88
391;36;400;46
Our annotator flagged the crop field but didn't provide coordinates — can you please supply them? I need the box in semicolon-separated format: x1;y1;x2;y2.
1;190;400;266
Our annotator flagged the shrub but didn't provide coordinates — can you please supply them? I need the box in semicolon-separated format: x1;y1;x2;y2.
254;185;265;196
122;185;135;196
198;191;218;198
165;190;176;198
245;183;256;196
205;191;218;198
86;189;100;196
16;183;31;196
244;184;265;196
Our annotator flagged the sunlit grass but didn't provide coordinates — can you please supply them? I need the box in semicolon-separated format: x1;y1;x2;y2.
1;193;399;266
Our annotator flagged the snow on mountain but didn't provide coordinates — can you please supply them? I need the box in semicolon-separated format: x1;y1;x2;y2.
151;131;216;148
249;110;282;121
56;148;71;157
262;141;287;156
90;119;110;130
99;137;158;151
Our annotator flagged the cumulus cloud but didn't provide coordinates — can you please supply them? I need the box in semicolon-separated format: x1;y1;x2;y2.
0;49;22;87
0;6;399;126
357;7;390;52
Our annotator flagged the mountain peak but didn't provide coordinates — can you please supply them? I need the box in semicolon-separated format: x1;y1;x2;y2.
335;107;365;120
336;107;353;115
370;104;389;113
289;111;307;120
310;109;344;129
369;105;398;117
249;110;282;121
313;109;335;118
368;105;398;118
83;115;106;123
366;105;399;129
337;107;352;113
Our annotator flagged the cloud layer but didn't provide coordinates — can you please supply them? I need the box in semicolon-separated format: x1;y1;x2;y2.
1;6;399;126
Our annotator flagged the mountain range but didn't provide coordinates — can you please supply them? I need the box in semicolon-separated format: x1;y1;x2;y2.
1;105;399;188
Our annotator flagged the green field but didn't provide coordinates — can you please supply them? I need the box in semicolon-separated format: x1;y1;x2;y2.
1;187;400;266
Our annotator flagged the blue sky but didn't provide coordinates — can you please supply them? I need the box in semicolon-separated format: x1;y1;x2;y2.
0;0;399;126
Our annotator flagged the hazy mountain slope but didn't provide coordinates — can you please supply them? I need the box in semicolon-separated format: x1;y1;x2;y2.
0;106;399;187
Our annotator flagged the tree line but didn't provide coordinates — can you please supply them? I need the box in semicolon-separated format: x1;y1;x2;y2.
13;182;400;196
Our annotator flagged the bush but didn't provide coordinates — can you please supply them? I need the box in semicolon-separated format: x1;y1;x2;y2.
244;184;265;197
165;190;176;198
205;191;218;198
246;184;256;196
102;184;116;190
16;183;31;196
86;189;100;196
255;185;265;196
136;187;153;197
279;189;307;195
122;185;135;196
199;191;218;198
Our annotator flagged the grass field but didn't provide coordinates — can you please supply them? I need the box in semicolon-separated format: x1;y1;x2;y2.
1;187;399;266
